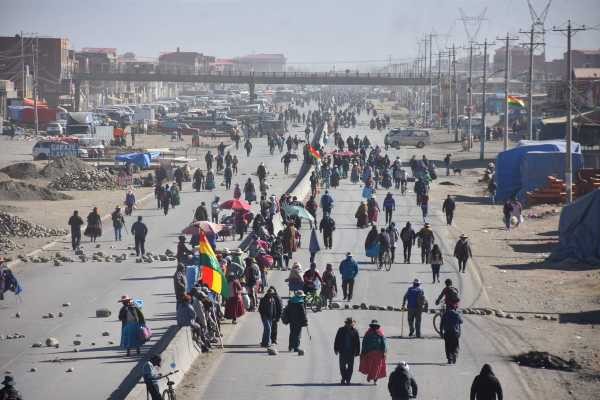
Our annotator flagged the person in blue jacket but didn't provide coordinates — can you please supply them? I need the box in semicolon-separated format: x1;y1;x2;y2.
339;252;359;301
383;192;396;225
320;190;334;216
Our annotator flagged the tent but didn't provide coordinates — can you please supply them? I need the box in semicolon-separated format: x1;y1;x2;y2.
115;152;160;168
495;140;582;202
549;190;600;264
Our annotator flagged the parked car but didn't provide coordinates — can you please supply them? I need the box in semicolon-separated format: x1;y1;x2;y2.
384;128;431;148
46;122;64;136
32;139;86;160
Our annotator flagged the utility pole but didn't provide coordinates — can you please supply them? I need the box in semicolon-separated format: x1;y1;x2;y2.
20;31;26;99
452;45;459;142
496;33;520;151
428;33;434;128
520;26;545;140
474;39;495;160
447;49;452;136
553;20;587;204
437;51;443;129
467;42;474;150
32;37;39;136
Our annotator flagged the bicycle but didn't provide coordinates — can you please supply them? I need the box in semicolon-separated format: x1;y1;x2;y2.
304;290;325;312
377;249;392;271
160;370;180;400
433;304;446;338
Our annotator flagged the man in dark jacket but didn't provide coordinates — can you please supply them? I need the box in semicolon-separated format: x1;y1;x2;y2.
319;212;336;249
388;362;417;400
68;210;84;250
173;263;187;304
285;291;308;353
0;375;23;400
442;195;456;225
470;363;503;400
131;216;148;256
194;202;208;221
176;235;193;264
440;308;463;364
334;317;360;385
400;222;416;263
416;223;435;264
454;234;473;273
258;287;282;347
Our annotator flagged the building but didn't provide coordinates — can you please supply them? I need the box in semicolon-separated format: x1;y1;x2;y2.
0;80;18;120
76;48;117;73
571;49;600;68
235;53;286;73
0;35;74;106
493;46;546;79
210;58;237;73
158;48;215;74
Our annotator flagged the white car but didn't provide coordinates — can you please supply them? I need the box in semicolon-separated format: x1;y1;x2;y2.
384;128;431;149
32;141;87;160
46;122;64;136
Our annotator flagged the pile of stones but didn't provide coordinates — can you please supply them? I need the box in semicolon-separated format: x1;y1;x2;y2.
48;169;117;191
514;351;580;371
0;212;67;238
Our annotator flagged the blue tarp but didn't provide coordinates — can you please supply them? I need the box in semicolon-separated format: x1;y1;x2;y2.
550;190;600;264
495;140;582;202
519;151;584;201
115;152;160;168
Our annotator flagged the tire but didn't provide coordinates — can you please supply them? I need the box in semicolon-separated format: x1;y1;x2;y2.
162;389;175;400
416;141;425;149
35;153;48;161
433;313;442;337
385;253;392;271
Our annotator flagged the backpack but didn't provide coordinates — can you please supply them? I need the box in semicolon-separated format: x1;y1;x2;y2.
447;287;460;304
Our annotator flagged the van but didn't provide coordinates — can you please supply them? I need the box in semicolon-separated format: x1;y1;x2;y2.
384;128;431;149
32;140;86;160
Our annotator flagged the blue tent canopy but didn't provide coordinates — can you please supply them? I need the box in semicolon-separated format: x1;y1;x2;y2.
495;140;582;202
115;152;160;168
550;190;600;264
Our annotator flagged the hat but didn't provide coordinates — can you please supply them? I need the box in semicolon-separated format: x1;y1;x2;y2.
294;290;306;297
460;234;468;239
2;376;14;386
424;223;431;227
399;361;410;371
413;278;420;285
221;248;230;255
346;251;352;257
344;317;354;324
118;295;132;303
369;319;380;328
231;248;243;255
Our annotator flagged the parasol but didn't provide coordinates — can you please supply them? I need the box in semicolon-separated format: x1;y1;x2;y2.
220;199;251;211
282;204;315;222
182;220;224;235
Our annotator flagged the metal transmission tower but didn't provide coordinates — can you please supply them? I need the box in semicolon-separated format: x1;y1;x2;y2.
526;0;553;45
458;7;488;43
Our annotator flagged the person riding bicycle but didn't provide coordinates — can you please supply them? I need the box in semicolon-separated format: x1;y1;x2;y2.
303;262;322;294
142;354;163;400
435;279;460;310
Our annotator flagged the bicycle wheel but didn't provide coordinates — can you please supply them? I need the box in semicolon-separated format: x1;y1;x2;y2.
433;313;443;337
385;252;392;271
162;389;176;400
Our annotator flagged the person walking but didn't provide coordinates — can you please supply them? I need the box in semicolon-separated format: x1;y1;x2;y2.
420;194;429;223
320;264;337;307
111;206;125;241
442;195;456;225
161;185;171;216
387;222;399;264
173;263;187;304
400;222;416;263
0;376;22;400
84;207;102;242
224;165;232;189
176;236;192;264
388;362;418;400
68;210;84;250
118;295;145;356
309;227;321;263
454;234;473;273
244;178;256;204
430;244;443;283
125;189;136;216
320;190;334;216
359;320;387;384
142;355;163;400
225;273;245;324
470;364;504;400
502;200;513;230
258;286;281;346
284;290;308;353
339;252;358;301
319;212;336;249
131;216;148;257
211;197;220;223
194;202;209;221
334;317;361;385
402;279;425;338
244;257;260;310
440;306;463;364
383;192;395;225
417;223;435;264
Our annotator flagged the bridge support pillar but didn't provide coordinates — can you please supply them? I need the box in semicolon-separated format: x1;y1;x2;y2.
249;81;256;102
74;80;81;112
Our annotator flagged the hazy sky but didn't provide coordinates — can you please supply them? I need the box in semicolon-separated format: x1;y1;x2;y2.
2;0;599;68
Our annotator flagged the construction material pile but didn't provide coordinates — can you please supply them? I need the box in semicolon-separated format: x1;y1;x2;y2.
0;180;72;201
40;156;94;179
526;176;568;206
48;169;117;191
0;211;67;238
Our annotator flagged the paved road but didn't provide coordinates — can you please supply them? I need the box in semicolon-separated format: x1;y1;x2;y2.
0;130;303;400
193;118;542;399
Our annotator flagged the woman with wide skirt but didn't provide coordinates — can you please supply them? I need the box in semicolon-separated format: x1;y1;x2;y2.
359;320;387;384
224;276;245;324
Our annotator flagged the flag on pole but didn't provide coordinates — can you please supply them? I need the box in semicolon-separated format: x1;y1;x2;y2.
198;232;229;298
507;95;525;108
307;145;321;161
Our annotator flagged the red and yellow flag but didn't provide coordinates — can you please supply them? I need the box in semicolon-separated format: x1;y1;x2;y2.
507;95;525;108
307;145;321;161
198;232;229;298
